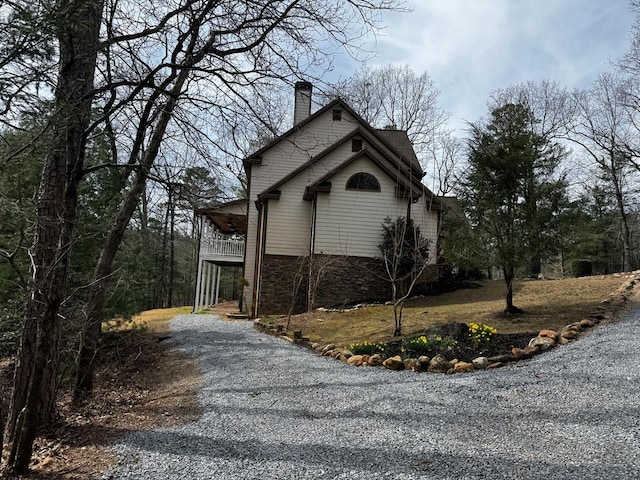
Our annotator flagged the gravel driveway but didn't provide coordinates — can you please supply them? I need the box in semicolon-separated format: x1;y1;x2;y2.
105;308;640;479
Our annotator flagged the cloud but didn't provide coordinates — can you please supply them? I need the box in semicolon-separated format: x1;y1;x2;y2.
360;0;635;133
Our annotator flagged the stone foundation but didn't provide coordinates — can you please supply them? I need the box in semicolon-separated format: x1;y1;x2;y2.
258;255;309;315
258;254;440;315
309;255;390;309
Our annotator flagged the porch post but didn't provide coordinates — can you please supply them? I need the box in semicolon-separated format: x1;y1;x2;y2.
192;214;204;313
204;262;211;307
209;264;216;306
215;264;222;304
194;258;204;312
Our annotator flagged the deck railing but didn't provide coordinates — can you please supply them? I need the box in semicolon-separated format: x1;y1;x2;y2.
201;238;245;258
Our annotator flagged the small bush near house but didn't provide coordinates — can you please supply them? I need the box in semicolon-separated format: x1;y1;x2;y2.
349;341;385;355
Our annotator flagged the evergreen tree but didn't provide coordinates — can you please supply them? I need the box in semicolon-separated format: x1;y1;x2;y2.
457;103;567;313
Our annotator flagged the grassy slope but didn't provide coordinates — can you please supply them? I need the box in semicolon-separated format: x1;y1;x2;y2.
105;306;192;334
278;276;628;348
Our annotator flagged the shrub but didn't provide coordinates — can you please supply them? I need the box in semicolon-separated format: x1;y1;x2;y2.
403;334;457;355
349;341;385;355
468;322;497;347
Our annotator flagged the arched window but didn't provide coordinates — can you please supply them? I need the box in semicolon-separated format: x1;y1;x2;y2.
346;172;381;191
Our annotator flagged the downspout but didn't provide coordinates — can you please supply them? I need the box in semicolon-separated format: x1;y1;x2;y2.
252;201;268;318
308;195;318;310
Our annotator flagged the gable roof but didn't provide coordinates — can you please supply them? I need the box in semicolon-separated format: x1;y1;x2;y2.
244;98;424;178
302;147;424;201
256;125;426;203
375;129;420;170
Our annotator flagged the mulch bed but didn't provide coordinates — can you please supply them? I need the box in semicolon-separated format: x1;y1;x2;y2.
383;332;536;363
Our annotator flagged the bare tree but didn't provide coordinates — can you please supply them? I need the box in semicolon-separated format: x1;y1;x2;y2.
424;131;464;197
73;0;406;401
2;0;404;473
489;80;575;141
568;73;637;271
331;64;451;167
2;0;104;473
379;217;431;337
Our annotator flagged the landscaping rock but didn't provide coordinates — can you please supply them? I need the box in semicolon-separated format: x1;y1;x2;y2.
428;354;451;373
346;355;364;366
361;355;371;365
310;342;321;350
368;354;384;366
579;318;595;328
564;323;582;332
512;346;539;360
424;322;469;341
383;355;404;370
487;362;504;369
538;329;559;340
488;354;517;363
529;336;556;350
561;330;579;340
472;357;489;369
321;344;336;355
453;361;474;373
418;355;431;368
340;350;353;361
404;358;421;372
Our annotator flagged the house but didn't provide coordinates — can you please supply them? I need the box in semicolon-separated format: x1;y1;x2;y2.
194;82;441;317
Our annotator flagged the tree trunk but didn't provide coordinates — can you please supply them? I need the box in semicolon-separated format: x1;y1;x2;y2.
0;403;3;462
74;70;189;402
156;199;169;307
168;192;175;308
4;0;104;473
503;267;521;314
614;190;634;271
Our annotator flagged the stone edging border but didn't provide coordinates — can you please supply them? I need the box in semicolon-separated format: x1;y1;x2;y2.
253;273;640;374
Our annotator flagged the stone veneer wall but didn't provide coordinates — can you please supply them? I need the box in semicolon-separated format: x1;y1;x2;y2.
309;254;390;309
258;255;309;315
259;254;440;315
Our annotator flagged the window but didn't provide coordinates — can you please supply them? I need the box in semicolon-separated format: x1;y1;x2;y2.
346;172;380;191
333;108;342;121
351;138;363;152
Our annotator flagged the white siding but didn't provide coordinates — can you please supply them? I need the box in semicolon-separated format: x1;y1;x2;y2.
250;110;359;198
264;189;312;256
314;157;408;257
242;201;260;313
264;142;359;256
243;109;359;312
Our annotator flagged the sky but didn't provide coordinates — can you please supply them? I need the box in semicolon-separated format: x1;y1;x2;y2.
336;0;636;134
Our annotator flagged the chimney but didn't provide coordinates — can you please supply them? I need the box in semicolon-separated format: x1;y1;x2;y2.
293;81;312;126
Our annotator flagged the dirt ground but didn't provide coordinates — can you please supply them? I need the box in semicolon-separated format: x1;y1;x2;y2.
0;322;204;479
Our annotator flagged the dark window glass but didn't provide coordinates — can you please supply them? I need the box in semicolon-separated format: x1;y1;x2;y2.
346;172;380;191
351;138;363;152
333;109;342;121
